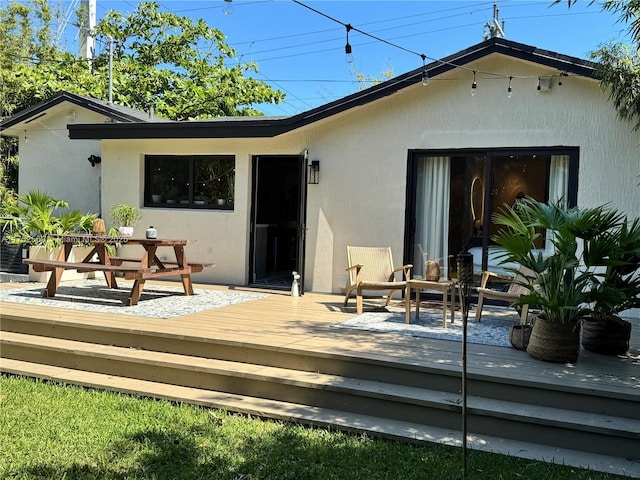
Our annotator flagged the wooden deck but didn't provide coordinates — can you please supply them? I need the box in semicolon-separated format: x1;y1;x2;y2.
1;279;639;477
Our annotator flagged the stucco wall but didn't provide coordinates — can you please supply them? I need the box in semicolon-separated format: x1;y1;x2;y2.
100;136;308;286
17;106;104;213
301;54;639;296
94;54;638;314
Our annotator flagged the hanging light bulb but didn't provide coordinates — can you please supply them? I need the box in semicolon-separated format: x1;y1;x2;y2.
420;54;429;86
536;77;541;93
345;24;353;63
507;76;513;99
471;70;477;96
24;130;28;143
422;69;430;86
222;0;233;15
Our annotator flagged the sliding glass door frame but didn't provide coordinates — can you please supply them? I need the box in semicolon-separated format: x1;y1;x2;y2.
403;147;580;275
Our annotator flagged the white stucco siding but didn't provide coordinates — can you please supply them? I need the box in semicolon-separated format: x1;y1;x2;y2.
100;136;308;285
301;55;639;294
17;108;104;213
93;54;638;296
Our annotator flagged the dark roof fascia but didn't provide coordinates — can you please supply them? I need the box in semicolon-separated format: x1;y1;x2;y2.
67;38;598;141
0;91;158;131
68;117;288;139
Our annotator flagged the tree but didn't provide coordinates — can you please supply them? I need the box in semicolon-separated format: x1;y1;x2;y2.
93;2;284;119
350;62;394;91
557;0;640;131
0;0;285;211
591;42;640;131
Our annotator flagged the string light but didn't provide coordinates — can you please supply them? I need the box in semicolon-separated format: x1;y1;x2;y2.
536;76;541;93
290;0;575;95
471;70;477;96
24;130;28;143
421;54;429;86
222;0;233;15
345;24;353;64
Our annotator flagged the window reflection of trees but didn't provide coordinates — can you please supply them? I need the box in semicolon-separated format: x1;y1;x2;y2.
146;155;235;208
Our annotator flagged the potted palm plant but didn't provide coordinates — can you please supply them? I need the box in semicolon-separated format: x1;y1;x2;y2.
110;204;142;237
0;190;97;281
491;198;622;363
582;217;640;355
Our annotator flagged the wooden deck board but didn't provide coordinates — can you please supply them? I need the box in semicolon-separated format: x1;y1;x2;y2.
2;280;639;398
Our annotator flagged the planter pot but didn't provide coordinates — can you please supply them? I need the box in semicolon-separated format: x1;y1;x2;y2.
118;226;134;237
509;323;532;351
28;246;96;282
582;317;631;356
425;261;440;281
526;317;580;363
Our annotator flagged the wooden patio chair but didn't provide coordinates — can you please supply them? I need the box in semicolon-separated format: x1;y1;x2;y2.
474;265;533;324
344;246;412;314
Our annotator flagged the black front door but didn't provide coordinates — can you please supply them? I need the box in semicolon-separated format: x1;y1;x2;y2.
250;155;306;290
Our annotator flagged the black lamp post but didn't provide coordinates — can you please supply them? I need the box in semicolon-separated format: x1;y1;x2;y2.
456;249;474;479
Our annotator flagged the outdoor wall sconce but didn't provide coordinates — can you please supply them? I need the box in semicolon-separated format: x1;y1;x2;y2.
308;160;320;184
88;154;101;167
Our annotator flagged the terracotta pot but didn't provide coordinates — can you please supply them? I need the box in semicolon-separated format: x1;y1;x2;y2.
526;317;580;363
582;317;631;356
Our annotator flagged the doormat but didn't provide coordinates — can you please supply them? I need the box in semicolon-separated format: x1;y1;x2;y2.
0;280;268;319
332;307;519;347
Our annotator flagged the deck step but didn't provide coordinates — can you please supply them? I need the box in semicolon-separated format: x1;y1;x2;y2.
3;358;639;479
2;331;638;461
2;313;637;419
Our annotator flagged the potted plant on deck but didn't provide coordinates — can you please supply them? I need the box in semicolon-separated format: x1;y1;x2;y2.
582;217;640;355
110;204;142;237
0;189;97;281
491;198;623;363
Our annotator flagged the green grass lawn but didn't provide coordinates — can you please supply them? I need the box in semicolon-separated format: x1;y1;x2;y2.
0;375;628;480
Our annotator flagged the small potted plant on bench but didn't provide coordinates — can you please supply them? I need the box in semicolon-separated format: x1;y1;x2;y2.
110;204;142;238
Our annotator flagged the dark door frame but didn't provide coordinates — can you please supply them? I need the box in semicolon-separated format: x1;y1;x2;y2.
403;147;580;271
249;153;308;292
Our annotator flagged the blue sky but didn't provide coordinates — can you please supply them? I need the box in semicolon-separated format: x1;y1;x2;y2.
61;0;630;116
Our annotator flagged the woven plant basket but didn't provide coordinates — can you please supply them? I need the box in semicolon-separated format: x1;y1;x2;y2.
581;317;631;356
526;317;580;363
425;261;441;281
509;323;532;351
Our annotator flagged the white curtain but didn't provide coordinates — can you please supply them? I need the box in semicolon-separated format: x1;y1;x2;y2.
549;155;569;206
546;154;569;252
414;156;450;278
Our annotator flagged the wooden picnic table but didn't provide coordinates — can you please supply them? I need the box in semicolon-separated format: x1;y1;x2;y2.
23;234;213;306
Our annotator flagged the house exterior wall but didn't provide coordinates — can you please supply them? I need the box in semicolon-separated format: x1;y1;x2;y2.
16;106;105;213
99;136;308;285
301;54;639;297
79;54;638;322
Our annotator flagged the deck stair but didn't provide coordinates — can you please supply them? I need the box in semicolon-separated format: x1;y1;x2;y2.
1;309;639;477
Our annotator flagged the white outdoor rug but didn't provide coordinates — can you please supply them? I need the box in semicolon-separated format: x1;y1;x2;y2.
0;280;268;319
333;306;520;347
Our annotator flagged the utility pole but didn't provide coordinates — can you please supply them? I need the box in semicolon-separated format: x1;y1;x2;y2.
79;0;97;69
108;34;113;104
483;3;505;39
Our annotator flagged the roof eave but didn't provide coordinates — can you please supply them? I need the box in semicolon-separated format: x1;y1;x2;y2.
0;91;157;132
67;38;598;141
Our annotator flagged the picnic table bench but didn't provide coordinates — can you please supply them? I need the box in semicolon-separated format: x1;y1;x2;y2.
23;234;214;306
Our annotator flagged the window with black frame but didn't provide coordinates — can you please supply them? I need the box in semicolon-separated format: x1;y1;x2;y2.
145;155;235;209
